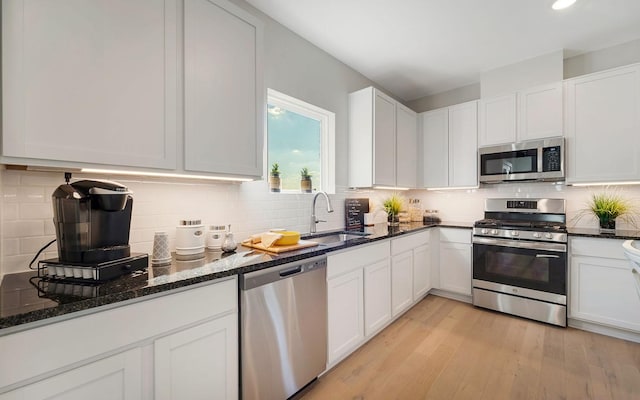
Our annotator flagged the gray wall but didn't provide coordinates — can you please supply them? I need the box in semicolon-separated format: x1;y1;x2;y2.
231;0;380;189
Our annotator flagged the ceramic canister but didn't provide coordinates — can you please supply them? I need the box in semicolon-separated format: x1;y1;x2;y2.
175;219;205;256
206;225;226;250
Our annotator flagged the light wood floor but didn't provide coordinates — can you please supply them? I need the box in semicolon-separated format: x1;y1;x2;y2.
302;295;640;400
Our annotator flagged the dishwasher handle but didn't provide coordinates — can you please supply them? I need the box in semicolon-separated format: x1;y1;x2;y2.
279;266;303;277
240;255;327;290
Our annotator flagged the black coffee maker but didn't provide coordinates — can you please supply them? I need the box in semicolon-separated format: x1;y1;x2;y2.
38;175;148;282
52;178;134;264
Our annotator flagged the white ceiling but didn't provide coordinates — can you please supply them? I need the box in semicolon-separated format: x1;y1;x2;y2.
245;0;640;101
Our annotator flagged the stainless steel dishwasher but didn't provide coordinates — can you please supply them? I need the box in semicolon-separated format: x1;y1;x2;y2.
240;255;327;400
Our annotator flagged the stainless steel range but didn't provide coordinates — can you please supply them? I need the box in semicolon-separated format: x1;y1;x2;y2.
472;198;568;327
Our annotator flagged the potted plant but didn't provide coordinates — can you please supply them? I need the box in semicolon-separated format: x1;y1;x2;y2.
383;193;404;226
575;190;638;233
269;163;281;192
300;167;312;193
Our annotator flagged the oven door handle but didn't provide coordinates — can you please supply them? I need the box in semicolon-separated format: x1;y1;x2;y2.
472;236;567;252
536;254;561;258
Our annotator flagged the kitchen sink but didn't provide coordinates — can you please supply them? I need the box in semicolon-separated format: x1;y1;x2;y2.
304;231;370;244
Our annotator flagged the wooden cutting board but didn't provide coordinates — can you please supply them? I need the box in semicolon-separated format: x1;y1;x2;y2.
241;239;319;253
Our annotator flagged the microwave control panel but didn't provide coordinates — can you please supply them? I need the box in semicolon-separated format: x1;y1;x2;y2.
542;146;562;172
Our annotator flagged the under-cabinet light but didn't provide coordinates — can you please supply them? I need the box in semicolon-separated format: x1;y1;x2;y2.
373;186;410;191
426;186;478;191
80;168;254;182
570;181;640;187
551;0;577;10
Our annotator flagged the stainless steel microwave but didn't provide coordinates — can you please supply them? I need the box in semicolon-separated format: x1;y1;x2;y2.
478;137;565;183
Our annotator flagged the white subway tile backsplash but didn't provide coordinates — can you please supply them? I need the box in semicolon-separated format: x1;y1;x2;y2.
3;204;18;221
1;170;348;276
2;239;20;256
19;203;53;220
4;220;45;238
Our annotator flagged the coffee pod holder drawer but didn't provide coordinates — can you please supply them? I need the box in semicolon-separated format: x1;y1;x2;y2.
37;253;149;282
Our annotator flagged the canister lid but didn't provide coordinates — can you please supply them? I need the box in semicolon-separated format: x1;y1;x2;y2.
180;219;202;226
209;225;226;230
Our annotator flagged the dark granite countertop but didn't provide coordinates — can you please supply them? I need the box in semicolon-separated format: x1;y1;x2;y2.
1;222;472;331
567;227;640;240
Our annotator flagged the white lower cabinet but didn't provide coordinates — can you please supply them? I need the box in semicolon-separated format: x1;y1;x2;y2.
364;260;392;337
326;241;390;366
390;230;432;317
1;349;142;400
327;268;365;365
570;237;640;333
413;243;432;299
438;228;472;297
326;232;433;367
154;314;238;400
0;278;238;399
391;251;414;317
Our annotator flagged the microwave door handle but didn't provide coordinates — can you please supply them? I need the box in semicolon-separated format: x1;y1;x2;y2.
536;254;560;258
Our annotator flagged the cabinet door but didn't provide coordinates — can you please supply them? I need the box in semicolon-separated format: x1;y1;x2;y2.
364;259;392;337
17;349;141;400
478;93;516;146
570;256;640;332
396;103;417;188
413;244;431;299
2;0;177;169
373;91;397;186
448;101;478;187
565;65;640;183
421;108;449;188
327;269;364;365
184;0;263;178
391;251;414;317
155;313;238;400
439;242;472;296
518;82;563;141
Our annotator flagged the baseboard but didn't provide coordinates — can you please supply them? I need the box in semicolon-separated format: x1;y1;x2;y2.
568;318;640;343
430;289;472;304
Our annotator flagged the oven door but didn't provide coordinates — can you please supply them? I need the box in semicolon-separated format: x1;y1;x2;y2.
472;236;567;297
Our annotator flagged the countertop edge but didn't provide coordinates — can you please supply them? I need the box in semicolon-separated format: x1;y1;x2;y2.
1;222;472;331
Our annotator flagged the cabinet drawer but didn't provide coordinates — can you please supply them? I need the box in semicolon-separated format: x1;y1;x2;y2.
0;277;237;389
570;237;626;260
391;230;430;255
327;241;390;278
439;228;471;244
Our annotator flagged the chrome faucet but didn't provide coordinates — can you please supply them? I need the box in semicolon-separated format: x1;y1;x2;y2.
310;191;334;233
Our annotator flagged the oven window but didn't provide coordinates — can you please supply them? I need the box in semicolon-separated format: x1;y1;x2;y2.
486;253;549;283
481;149;537;175
473;243;567;295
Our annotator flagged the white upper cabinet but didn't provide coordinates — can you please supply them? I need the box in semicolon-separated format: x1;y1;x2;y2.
448;101;478;187
478;82;562;146
349;87;417;188
478;94;516;146
421;108;449;188
518;82;563;141
396;103;418;188
2;0;178;169
564;64;640;184
2;0;265;180
420;101;478;188
183;0;264;178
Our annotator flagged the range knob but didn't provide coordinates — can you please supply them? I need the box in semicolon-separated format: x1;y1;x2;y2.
490;229;498;235
511;231;519;236
532;232;542;238
545;233;553;239
481;228;488;235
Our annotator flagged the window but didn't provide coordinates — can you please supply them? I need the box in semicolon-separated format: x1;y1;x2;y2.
267;89;335;193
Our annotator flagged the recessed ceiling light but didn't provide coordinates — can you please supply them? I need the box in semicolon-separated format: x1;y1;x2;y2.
552;0;577;10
